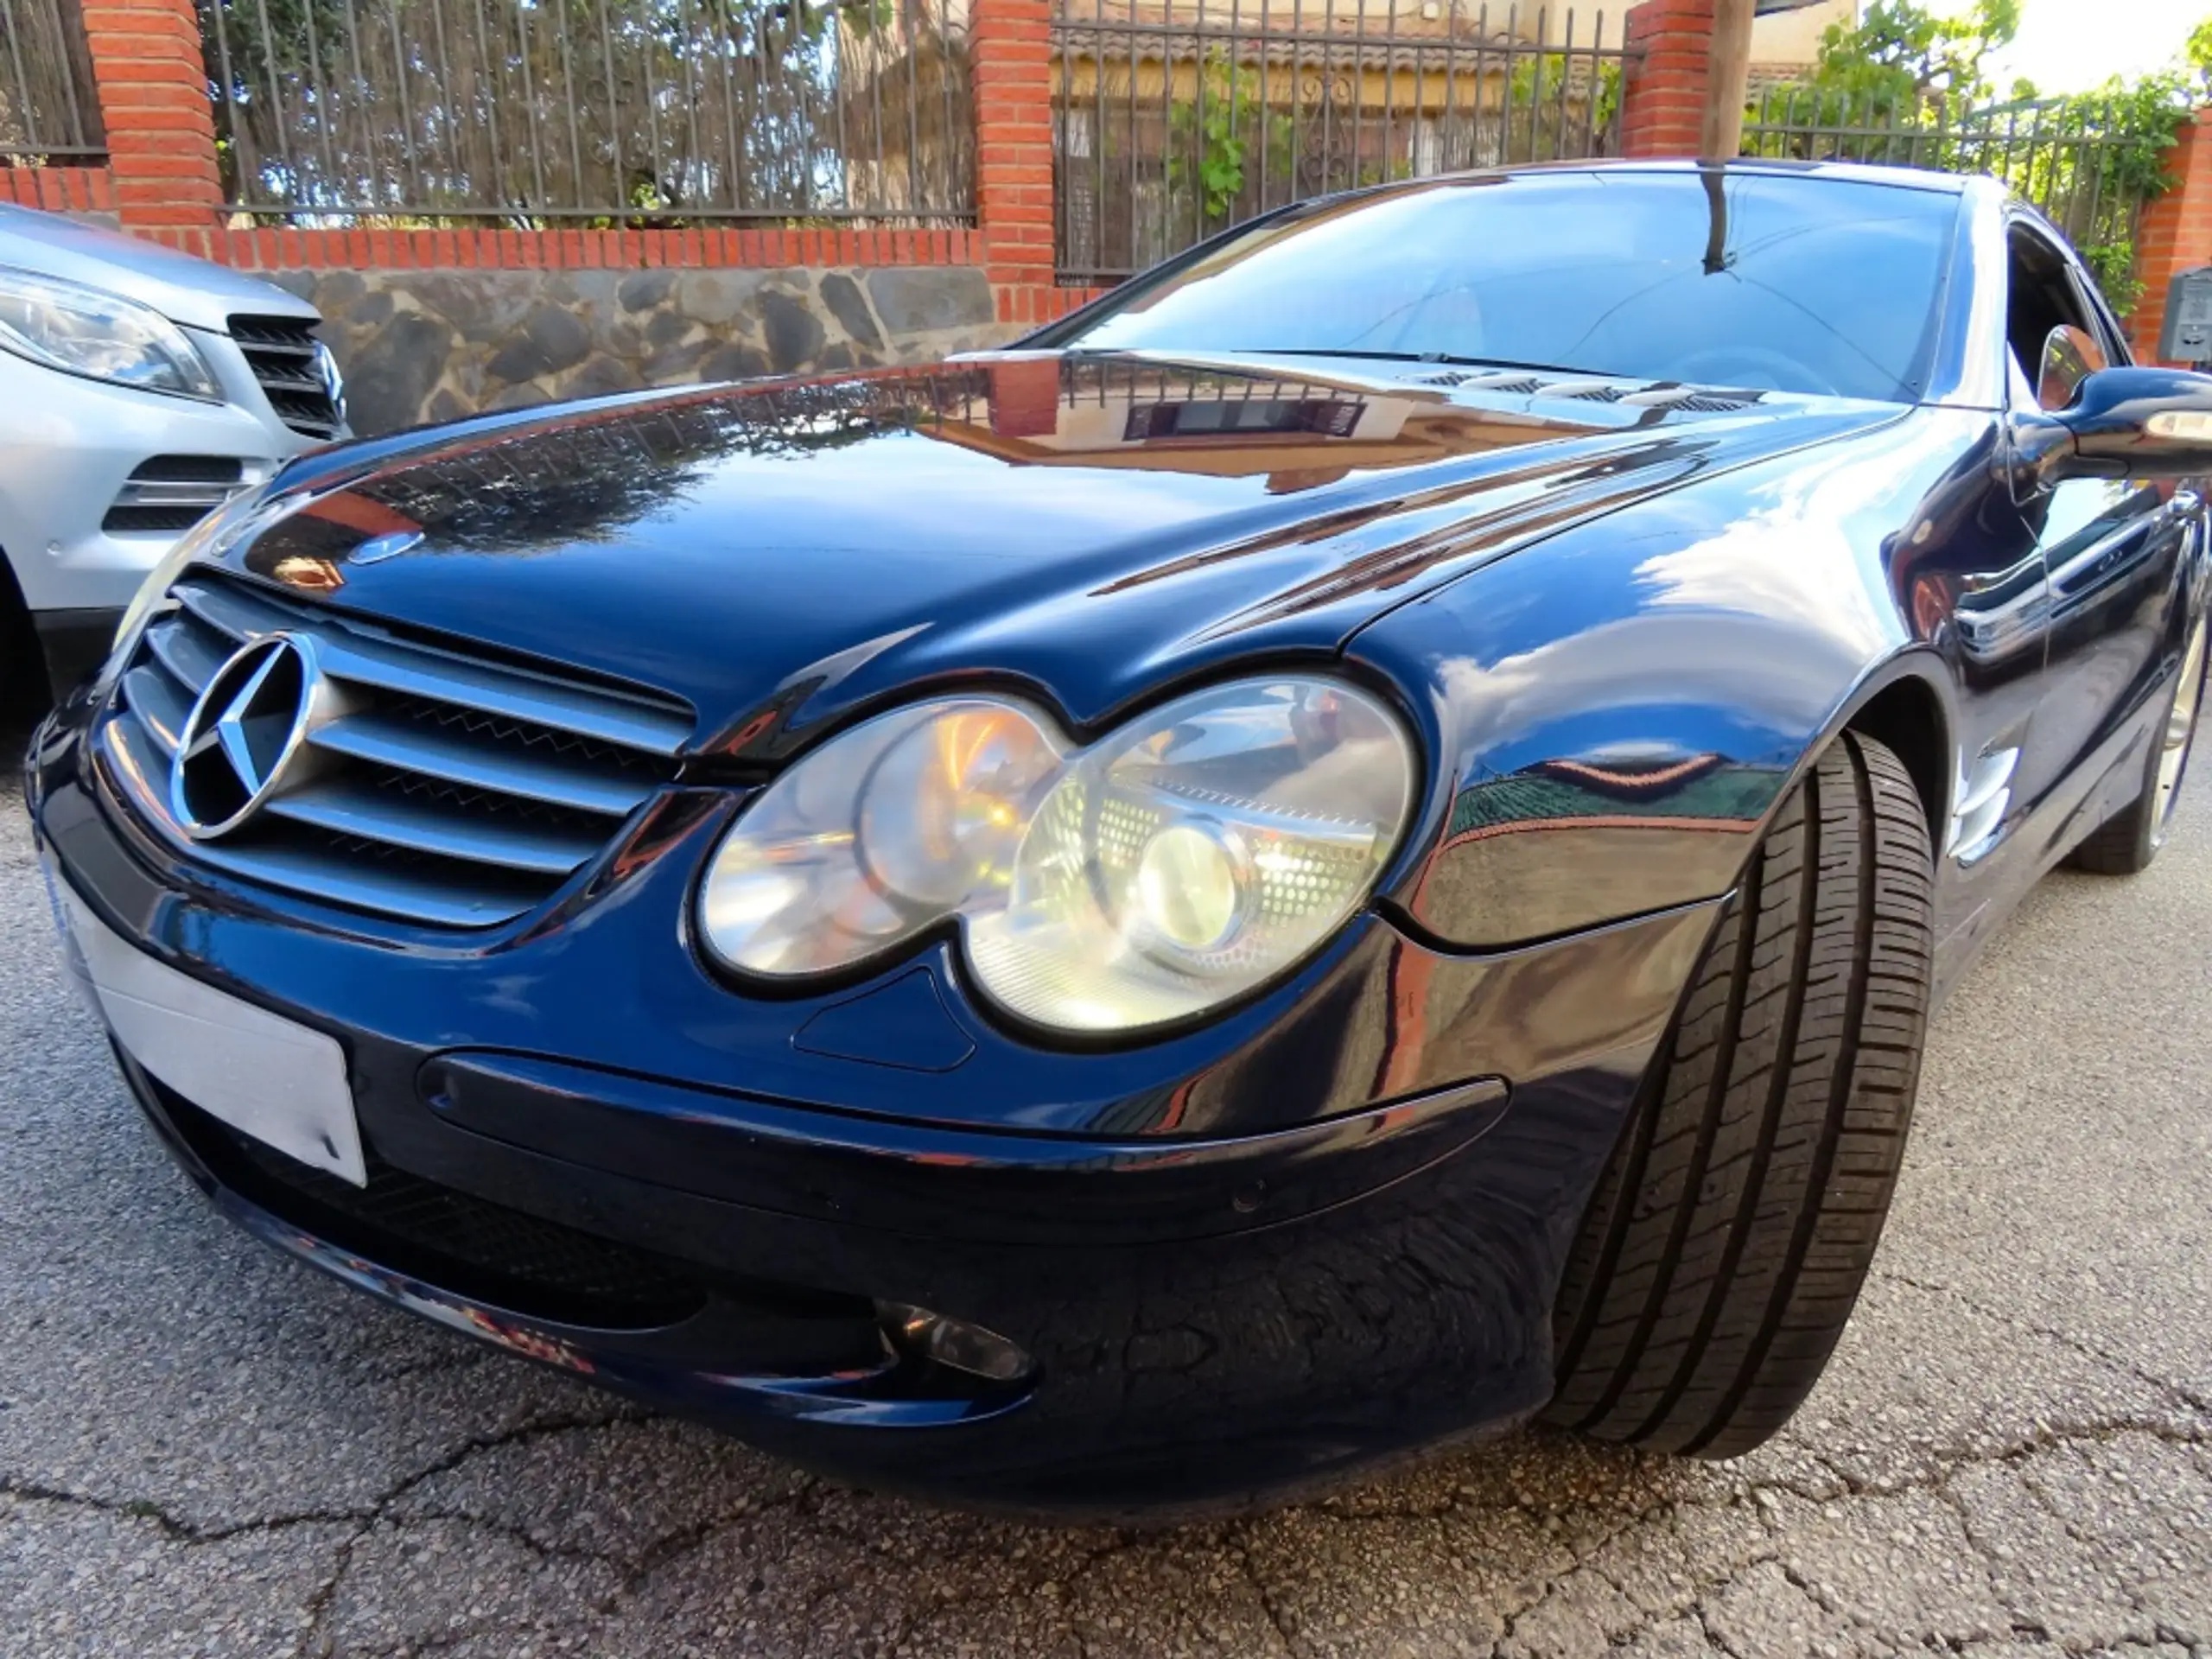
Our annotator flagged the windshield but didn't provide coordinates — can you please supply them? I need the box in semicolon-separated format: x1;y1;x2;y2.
1046;169;1961;404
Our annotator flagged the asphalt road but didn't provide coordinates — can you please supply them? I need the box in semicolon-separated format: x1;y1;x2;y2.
2;728;2208;1659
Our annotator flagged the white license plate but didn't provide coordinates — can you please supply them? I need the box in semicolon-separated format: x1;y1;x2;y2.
51;876;367;1186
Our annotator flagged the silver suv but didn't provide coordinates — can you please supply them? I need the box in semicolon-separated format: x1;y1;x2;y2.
0;205;348;700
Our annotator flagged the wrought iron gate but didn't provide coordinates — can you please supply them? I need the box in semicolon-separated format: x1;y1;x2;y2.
1052;1;1628;285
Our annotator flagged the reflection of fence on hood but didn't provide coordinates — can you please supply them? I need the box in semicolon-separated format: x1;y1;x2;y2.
322;359;1589;552
1049;0;1630;284
1;0;105;162
194;0;976;226
325;375;978;553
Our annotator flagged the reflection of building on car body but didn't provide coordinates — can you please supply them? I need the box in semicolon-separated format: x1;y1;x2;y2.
0;205;346;701
30;161;2212;1516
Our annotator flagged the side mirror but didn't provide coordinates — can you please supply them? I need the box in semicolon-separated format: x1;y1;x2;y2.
2029;365;2212;481
2036;323;2106;410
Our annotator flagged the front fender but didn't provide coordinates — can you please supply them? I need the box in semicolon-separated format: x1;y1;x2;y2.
1348;409;1988;949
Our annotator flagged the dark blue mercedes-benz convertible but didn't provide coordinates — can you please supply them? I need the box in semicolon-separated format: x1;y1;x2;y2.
28;159;2212;1515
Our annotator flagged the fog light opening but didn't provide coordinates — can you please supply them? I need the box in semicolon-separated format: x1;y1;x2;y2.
876;1300;1033;1382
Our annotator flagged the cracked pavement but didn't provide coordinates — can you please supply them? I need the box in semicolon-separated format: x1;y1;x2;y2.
3;747;2209;1659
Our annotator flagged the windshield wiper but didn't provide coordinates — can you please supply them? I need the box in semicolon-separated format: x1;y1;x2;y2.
1225;348;1612;378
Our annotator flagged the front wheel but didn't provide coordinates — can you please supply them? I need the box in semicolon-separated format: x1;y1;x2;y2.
1541;731;1934;1459
2070;612;2209;875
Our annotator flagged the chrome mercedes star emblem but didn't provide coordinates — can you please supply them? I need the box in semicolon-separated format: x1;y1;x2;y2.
171;633;328;839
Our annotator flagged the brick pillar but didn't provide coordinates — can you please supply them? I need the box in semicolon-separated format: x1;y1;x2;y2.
79;0;223;248
970;0;1058;322
1619;0;1717;161
2133;108;2212;364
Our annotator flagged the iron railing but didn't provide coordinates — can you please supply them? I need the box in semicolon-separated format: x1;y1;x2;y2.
1743;86;2162;300
1051;1;1626;284
2;0;105;162
199;0;976;226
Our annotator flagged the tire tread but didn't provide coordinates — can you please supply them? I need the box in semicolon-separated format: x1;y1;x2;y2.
1542;732;1932;1458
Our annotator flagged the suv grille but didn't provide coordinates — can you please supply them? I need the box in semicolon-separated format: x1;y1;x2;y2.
228;314;343;441
100;572;692;928
101;455;249;535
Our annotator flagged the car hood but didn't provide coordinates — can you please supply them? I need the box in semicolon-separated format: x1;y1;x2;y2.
222;353;1901;756
0;205;321;334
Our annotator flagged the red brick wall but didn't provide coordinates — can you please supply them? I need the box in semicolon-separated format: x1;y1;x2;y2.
0;166;116;215
1620;0;1717;161
130;225;988;272
79;0;223;232
970;0;1058;318
2133;109;2212;364
23;0;1056;307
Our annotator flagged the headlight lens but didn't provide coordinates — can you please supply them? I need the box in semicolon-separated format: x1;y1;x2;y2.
0;266;220;401
697;677;1415;1034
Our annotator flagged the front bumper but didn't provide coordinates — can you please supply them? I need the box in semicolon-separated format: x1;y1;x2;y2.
29;704;1718;1515
29;606;124;702
0;334;321;643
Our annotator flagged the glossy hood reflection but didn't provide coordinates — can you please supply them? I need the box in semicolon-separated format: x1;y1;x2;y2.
231;353;1900;749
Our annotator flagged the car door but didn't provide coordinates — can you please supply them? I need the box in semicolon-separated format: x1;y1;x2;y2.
2002;216;2197;818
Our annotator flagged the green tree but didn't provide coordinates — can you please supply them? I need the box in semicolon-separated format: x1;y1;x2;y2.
1752;3;2212;320
2187;15;2212;99
1166;49;1294;227
1812;0;2022;105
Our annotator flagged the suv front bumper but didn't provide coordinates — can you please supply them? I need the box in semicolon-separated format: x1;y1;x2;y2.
0;327;334;694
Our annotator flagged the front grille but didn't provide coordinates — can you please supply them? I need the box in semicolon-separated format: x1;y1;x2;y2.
102;455;248;535
228;314;343;441
99;571;694;928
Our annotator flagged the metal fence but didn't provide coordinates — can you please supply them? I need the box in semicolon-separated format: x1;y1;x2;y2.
1051;1;1626;285
199;0;976;226
1743;86;2161;301
2;0;105;162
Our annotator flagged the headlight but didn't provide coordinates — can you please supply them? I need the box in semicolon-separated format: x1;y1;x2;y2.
0;266;220;402
697;676;1416;1034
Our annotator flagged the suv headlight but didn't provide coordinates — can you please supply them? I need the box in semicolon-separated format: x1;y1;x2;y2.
696;676;1416;1034
0;266;220;402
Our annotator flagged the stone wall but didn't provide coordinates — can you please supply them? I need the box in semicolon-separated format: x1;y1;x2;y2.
269;265;1006;437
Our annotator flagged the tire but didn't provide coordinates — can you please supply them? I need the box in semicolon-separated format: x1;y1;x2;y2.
1541;730;1934;1459
2070;612;2209;875
0;552;48;720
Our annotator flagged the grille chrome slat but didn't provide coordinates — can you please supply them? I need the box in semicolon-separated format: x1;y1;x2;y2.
175;575;307;641
101;571;692;930
122;664;192;757
264;781;605;875
190;838;544;927
250;366;330;393
143;612;226;694
174;579;691;755
308;711;657;817
228;313;342;442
